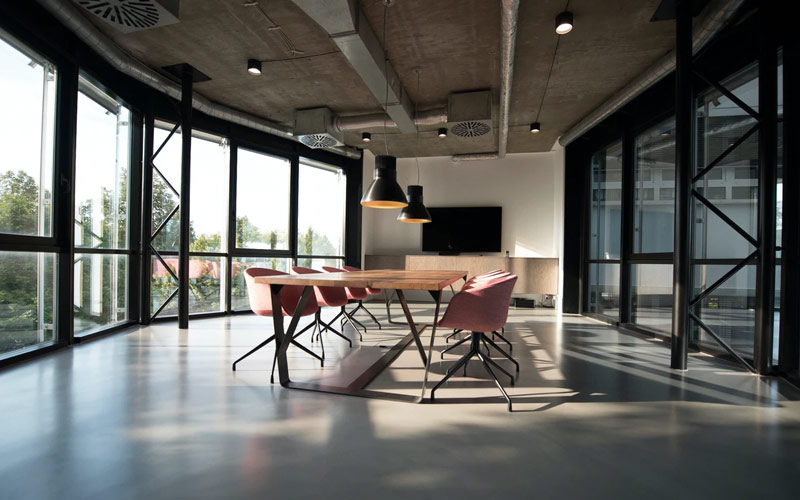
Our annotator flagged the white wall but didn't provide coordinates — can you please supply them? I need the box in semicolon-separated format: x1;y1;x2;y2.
360;147;565;306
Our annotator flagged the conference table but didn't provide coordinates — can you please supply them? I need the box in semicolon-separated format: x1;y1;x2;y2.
253;269;467;402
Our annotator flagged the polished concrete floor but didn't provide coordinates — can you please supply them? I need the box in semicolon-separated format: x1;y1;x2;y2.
0;305;798;500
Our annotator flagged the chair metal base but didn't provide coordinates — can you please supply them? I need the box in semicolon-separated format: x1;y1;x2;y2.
232;321;324;384
432;331;517;411
313;309;354;346
349;300;383;329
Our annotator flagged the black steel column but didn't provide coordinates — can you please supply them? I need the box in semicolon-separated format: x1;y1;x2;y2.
289;156;299;265
619;131;635;324
178;67;192;329
54;61;78;345
754;4;778;374
670;0;693;370
128;109;143;324
778;35;799;375
140;101;154;324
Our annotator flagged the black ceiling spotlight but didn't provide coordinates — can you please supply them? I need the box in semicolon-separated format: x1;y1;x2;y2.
362;132;371;143
397;185;432;223
530;122;541;134
555;11;573;35
361;155;409;209
247;58;262;76
438;127;447;138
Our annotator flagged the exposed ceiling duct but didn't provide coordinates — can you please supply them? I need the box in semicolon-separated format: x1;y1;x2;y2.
558;0;746;147
291;0;418;134
333;106;447;132
451;0;518;161
37;0;361;159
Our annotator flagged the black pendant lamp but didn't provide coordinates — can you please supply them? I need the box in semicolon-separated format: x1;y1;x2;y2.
397;185;432;223
361;155;408;209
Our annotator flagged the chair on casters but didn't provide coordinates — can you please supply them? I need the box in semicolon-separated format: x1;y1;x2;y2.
291;266;358;345
431;272;519;411
232;268;323;383
342;265;383;329
322;266;370;334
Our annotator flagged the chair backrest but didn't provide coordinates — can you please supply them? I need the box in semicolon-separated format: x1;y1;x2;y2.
462;269;508;291
291;266;348;307
342;265;382;294
244;267;318;317
322;266;368;300
439;273;518;333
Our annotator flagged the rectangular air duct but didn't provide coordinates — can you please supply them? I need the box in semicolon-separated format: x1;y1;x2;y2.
72;0;180;33
294;107;345;149
447;90;493;138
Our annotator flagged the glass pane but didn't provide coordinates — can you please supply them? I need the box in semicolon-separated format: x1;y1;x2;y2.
151;255;178;318
634;118;675;253
296;257;346;271
0;33;56;237
0;252;56;356
631;264;673;334
152;125;229;253
231;257;293;311
75;76;130;249
693;264;756;359
589;142;622;260
587;263;619;319
235;148;290;250
297;161;346;257
74;254;127;333
694;63;759;259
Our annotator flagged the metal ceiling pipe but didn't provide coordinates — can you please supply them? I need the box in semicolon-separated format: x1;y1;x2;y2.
497;0;520;159
558;0;746;147
451;0;518;162
36;0;361;160
333;107;447;132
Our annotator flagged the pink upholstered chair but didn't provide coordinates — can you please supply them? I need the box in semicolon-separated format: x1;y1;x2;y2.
432;273;519;411
446;269;513;350
291;266;357;345
322;266;369;334
232;268;323;383
342;265;383;329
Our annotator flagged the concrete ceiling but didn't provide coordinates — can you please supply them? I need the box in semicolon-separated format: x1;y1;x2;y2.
77;0;678;158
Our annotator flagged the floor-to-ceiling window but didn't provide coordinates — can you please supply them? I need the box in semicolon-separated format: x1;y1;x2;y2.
150;123;229;317
0;30;58;357
297;158;347;270
73;74;131;334
587;141;623;319
230;147;293;311
630;118;676;334
693;63;760;359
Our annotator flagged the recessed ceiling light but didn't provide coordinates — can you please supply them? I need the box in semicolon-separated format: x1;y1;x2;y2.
247;59;262;76
438;127;447;138
555;11;573;35
530;122;541;134
362;132;371;143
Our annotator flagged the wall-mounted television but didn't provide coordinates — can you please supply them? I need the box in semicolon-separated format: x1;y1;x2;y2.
422;206;502;254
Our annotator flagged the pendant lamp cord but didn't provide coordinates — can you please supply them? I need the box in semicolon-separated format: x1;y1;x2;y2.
536;0;569;123
383;3;390;156
415;68;421;185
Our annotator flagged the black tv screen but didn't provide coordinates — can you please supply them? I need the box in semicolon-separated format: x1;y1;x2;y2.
422;207;502;253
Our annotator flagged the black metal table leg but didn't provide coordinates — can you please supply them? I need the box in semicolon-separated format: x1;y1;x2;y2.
396;289;428;365
272;285;315;387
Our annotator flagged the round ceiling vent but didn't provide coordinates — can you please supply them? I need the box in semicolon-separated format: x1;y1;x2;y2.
74;0;179;32
299;134;340;149
450;121;491;138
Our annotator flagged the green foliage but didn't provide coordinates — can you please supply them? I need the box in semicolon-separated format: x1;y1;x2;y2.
0;170;39;235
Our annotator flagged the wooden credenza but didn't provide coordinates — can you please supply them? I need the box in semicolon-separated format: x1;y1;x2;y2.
364;254;558;295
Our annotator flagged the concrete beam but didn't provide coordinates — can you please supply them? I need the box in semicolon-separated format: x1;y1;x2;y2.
291;0;417;133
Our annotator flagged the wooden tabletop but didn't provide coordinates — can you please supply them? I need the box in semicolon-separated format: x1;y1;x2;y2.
253;269;468;291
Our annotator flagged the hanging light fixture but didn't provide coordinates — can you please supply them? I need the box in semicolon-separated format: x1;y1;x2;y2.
438;127;448;138
555;11;573;35
247;59;262;76
397;185;432;223
361;155;408;208
397;67;432;223
362;132;371;143
530;122;541;134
